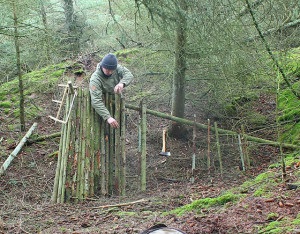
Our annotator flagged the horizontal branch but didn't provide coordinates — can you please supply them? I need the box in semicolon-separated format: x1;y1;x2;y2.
27;132;61;145
125;103;299;150
246;18;300;42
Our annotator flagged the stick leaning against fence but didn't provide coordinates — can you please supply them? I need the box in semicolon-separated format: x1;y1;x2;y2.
0;122;38;176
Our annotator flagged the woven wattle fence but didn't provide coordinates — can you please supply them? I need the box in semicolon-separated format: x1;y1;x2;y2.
51;88;126;203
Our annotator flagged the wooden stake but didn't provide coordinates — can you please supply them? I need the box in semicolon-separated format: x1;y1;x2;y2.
207;119;211;173
241;125;250;169
214;122;223;176
191;114;196;183
114;94;121;195
238;134;245;171
140;100;147;191
120;97;126;195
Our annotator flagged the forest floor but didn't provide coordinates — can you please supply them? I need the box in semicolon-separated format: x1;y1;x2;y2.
0;58;300;234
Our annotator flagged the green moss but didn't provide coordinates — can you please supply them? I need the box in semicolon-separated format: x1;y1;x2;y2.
283;48;300;77
292;215;300;225
258;220;294;234
268;163;280;169
278;81;300;144
232;93;259;105
0;93;5;101
0;62;70;120
169;192;240;216
267;213;279;221
240;171;278;197
246;112;267;126
224;104;237;116
0;101;11;108
254;172;275;183
253;187;266;197
258;209;300;233
13;109;20;118
284;153;298;167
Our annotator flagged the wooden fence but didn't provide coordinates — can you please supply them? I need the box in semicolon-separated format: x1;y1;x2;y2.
51;84;299;203
51;87;126;203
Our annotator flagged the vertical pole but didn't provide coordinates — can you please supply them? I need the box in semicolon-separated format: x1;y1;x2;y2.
89;91;96;196
191;114;196;183
207;119;211;174
238;134;245;171
114;94;121;195
73;88;82;202
57;91;70;203
61;91;73;203
140;100;147;191
104;94;110;194
120;97;126;195
92;105;101;193
108;95;115;195
76;88;84;201
81;90;88;198
100;117;106;195
84;89;91;197
51;115;65;203
241;125;250;169
214;122;223;176
65;90;77;203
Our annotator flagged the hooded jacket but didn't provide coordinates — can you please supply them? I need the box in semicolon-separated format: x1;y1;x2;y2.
89;63;133;121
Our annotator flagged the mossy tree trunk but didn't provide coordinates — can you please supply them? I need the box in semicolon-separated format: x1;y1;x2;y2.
170;0;188;139
62;0;81;56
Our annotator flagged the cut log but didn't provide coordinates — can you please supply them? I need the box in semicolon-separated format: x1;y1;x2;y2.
0;122;38;176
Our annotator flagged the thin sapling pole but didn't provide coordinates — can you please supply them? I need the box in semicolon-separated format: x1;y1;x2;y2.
214;122;223;176
0;122;38;176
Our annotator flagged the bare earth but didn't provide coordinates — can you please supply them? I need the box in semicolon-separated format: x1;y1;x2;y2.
1;60;299;234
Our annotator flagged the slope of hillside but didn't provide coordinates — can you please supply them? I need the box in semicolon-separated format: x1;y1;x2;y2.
0;50;299;234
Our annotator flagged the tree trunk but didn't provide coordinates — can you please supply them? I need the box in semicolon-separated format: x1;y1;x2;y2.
62;0;80;56
170;0;188;138
39;0;50;61
12;0;25;131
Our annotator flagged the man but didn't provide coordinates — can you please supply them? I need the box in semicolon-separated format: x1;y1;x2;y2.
89;53;133;128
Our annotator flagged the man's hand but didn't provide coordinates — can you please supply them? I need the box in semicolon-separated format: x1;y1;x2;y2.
114;83;124;94
107;117;119;128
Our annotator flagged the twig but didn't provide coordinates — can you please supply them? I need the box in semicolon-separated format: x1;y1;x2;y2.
91;198;147;209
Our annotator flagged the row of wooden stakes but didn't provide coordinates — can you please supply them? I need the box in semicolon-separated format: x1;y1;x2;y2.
51;87;126;203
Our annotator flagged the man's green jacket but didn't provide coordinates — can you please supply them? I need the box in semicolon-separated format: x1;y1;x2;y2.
89;63;133;121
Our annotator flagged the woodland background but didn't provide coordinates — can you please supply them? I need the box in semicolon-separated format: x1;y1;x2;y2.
0;0;300;233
